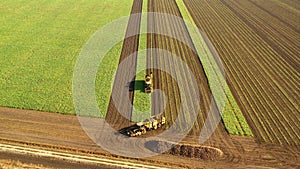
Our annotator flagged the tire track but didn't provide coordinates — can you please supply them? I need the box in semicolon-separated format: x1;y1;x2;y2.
0;143;167;169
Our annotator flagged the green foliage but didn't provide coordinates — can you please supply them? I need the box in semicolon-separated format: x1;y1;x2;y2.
132;70;151;122
131;0;151;122
0;0;132;114
95;42;124;117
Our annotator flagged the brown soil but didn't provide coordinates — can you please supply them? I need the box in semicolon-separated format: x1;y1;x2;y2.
1;107;299;168
145;0;252;164
0;153;113;169
145;140;223;160
147;0;223;138
184;0;300;146
105;0;143;131
0;159;53;169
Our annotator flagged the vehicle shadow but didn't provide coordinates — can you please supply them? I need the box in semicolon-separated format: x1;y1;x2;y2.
127;80;145;92
118;124;139;136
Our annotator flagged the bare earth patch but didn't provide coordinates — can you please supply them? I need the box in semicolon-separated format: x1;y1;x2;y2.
0;159;53;169
0;107;299;168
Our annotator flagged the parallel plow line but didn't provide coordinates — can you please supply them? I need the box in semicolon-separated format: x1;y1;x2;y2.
215;0;299;144
149;0;204;134
250;0;300;33
177;0;252;135
184;0;300;145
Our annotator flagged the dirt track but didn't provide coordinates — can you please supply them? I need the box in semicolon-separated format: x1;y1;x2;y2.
0;151;116;169
0;107;299;168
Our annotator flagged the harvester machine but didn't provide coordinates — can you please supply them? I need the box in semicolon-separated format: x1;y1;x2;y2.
143;114;166;130
127;114;166;137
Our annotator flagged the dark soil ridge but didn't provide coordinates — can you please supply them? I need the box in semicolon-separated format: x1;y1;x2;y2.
146;140;223;160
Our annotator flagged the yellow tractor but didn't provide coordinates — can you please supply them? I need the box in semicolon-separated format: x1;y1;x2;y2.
145;72;153;93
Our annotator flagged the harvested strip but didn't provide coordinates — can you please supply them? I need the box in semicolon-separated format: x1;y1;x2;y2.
148;0;225;136
105;0;143;130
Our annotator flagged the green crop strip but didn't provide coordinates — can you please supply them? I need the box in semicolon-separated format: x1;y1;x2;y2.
95;41;125;117
0;0;133;115
176;0;252;136
131;0;151;122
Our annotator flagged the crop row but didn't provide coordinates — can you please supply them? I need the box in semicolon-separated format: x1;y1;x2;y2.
209;0;292;143
223;0;300;144
227;0;300;102
184;0;299;145
251;0;300;32
148;0;229;137
176;0;252;136
149;0;186;131
232;0;300;72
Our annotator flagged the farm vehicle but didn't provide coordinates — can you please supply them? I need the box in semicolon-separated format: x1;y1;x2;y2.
127;114;166;137
145;72;153;93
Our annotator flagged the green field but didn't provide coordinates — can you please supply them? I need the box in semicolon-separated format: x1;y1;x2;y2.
0;0;133;114
0;0;252;136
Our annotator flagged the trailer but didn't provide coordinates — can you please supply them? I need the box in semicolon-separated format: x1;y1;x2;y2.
127;114;166;137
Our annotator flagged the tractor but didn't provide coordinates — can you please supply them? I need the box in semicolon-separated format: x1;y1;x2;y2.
145;72;153;93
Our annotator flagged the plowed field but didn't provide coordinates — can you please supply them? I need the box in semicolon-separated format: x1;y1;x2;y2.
147;0;226;137
184;0;300;146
